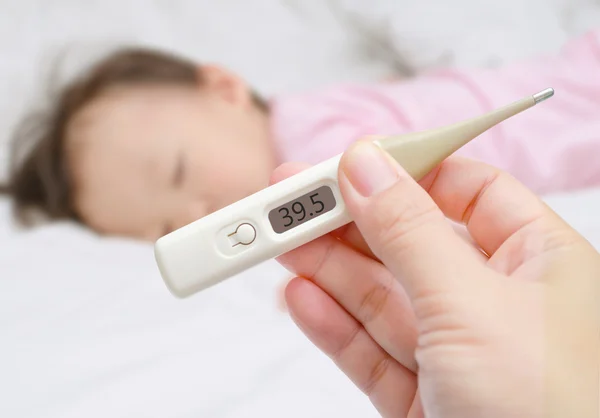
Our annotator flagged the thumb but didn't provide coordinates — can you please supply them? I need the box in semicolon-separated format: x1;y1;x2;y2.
338;140;485;301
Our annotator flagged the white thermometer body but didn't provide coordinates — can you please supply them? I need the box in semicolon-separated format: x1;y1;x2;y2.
155;154;350;298
154;89;555;298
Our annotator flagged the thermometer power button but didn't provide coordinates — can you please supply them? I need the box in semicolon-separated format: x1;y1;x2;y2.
228;223;257;247
217;222;258;256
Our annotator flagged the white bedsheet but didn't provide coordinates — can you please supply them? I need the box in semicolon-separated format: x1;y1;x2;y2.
1;1;600;417
0;213;367;418
2;187;600;418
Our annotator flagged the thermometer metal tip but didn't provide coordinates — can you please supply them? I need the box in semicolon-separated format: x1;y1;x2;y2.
154;88;555;298
533;88;554;104
375;87;555;181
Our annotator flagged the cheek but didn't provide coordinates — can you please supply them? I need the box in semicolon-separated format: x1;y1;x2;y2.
197;143;259;185
202;157;261;206
184;130;269;204
211;163;245;189
186;153;240;198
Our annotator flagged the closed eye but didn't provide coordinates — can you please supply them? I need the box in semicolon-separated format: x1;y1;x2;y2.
172;152;186;187
161;224;173;238
162;152;186;237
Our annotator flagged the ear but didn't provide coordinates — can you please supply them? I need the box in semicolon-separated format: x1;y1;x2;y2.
197;65;252;108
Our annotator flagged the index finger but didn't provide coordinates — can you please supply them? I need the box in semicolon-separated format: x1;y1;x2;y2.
420;156;581;257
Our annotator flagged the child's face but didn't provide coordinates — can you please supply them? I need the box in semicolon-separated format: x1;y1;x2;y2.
66;73;275;241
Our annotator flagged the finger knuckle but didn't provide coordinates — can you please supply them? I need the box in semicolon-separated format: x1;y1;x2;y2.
460;169;502;224
507;212;584;269
306;238;337;284
357;272;394;324
373;196;443;258
363;356;391;396
411;291;463;335
537;220;583;253
332;324;361;362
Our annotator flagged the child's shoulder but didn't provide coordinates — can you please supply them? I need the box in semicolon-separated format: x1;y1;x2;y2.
269;81;407;163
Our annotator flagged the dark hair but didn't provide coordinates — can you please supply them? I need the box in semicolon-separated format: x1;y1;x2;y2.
0;46;266;227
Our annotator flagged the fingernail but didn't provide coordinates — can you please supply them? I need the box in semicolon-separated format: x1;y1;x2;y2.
342;141;399;197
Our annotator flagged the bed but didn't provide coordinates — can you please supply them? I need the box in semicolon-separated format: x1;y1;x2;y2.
1;1;599;417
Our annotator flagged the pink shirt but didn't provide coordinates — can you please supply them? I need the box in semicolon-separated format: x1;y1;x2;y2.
270;29;600;195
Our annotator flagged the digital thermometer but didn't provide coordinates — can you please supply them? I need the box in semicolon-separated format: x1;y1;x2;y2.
155;88;555;298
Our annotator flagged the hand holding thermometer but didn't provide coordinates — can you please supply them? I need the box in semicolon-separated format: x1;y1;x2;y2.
155;88;555;298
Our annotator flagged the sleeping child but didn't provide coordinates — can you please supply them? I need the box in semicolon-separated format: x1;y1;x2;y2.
1;28;599;242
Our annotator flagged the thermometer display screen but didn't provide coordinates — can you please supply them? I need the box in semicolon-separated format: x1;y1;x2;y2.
268;185;337;234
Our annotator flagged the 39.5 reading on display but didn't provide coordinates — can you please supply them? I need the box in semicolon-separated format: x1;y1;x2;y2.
268;186;337;234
